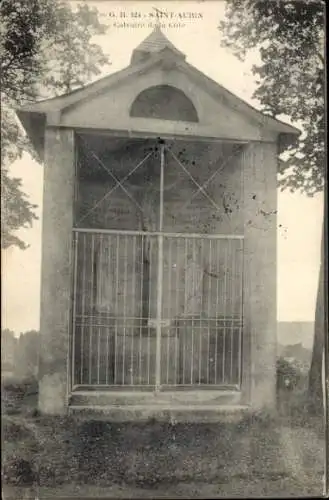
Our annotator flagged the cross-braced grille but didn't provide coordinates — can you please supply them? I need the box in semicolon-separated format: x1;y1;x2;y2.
71;136;244;391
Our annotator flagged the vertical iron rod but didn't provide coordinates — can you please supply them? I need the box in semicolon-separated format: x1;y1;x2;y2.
139;235;144;382
238;238;244;386
174;239;180;385
155;144;165;390
102;234;109;385
131;235;136;385
183;237;188;384
71;232;79;386
215;239;219;384
88;233;95;384
166;237;172;384
97;326;101;384
222;240;228;383
147;238;152;384
191;238;196;384
199;239;204;385
114;235;119;384
207;239;212;384
80;234;87;384
97;234;102;385
230;239;235;382
122;235;128;384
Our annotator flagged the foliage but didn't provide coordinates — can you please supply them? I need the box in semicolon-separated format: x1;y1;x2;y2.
2;329;40;383
1;165;38;249
1;0;110;249
220;0;325;416
276;356;303;391
220;0;325;195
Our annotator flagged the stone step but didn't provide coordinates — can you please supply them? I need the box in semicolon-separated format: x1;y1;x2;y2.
68;404;251;423
69;389;242;408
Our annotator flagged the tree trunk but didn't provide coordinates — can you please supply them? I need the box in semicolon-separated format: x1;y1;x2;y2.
308;218;325;412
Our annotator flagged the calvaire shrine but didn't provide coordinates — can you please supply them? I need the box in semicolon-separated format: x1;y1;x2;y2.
18;27;299;418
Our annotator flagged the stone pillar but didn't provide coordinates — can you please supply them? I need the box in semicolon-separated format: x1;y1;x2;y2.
38;127;75;415
241;142;278;409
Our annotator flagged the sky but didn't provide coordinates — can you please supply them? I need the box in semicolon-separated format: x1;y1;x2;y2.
2;1;323;335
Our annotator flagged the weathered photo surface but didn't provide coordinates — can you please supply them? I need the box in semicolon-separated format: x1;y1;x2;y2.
1;1;326;498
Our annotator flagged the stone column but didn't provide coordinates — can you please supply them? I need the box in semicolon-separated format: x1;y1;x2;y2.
38;127;75;414
241;141;278;409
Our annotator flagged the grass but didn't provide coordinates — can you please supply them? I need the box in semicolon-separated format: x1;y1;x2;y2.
1;380;325;499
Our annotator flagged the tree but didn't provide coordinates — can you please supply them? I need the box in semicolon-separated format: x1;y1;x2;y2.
16;330;40;380
1;0;110;249
1;329;18;374
220;0;325;409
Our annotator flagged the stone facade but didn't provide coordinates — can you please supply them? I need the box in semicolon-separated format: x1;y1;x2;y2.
38;128;75;414
17;27;299;416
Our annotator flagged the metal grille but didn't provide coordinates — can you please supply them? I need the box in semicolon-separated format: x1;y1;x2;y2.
71;229;244;389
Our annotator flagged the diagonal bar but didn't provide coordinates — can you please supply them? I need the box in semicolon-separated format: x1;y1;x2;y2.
179;145;245;212
88;149;145;212
166;147;223;212
77;139;154;224
77;150;153;225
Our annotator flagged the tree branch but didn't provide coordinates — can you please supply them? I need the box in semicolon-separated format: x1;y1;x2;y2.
1;55;21;81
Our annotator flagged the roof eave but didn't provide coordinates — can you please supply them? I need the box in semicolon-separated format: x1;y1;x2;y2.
16;51;172;116
17;110;46;162
177;60;301;139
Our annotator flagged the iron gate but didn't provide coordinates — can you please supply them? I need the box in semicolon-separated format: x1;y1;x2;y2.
71;139;244;390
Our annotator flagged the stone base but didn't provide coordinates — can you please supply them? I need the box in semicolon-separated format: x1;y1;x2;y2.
68;404;251;423
67;389;250;422
38;372;68;415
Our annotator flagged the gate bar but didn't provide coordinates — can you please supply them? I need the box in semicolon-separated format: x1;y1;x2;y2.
71;231;79;387
155;144;165;390
73;228;244;239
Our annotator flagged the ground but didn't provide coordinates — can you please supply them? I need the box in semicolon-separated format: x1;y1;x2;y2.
1;380;325;499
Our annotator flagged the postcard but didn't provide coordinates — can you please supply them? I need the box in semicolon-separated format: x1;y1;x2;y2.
2;1;327;498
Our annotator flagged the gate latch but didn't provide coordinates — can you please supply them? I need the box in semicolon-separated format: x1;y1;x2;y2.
148;318;171;328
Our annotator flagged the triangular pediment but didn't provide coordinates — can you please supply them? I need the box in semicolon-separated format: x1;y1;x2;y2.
17;30;299;158
57;61;274;141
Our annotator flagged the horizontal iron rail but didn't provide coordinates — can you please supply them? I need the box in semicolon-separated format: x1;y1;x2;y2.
71;384;240;392
75;315;243;320
71;385;156;392
73;228;244;239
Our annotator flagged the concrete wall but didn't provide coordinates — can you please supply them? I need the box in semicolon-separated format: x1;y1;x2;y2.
240;142;277;409
38;128;75;414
